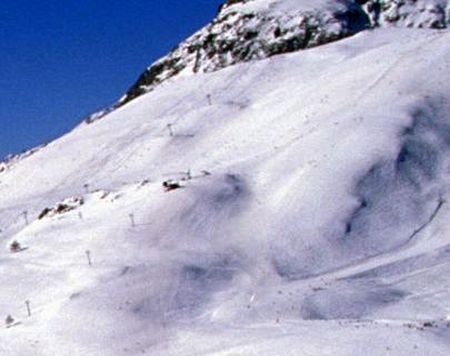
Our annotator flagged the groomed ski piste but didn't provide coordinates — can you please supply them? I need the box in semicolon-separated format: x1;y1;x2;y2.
3;1;450;355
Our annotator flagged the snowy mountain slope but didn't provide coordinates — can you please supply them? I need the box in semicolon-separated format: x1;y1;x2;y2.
113;0;450;113
3;1;450;355
2;26;450;355
115;0;370;109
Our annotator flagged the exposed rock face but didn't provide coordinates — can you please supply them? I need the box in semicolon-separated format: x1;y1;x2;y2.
118;0;369;108
37;196;84;220
84;0;450;122
361;0;450;28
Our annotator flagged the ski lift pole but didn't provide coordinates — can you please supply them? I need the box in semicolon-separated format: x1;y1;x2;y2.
25;300;31;317
85;250;92;266
23;211;29;225
129;213;135;228
167;124;174;137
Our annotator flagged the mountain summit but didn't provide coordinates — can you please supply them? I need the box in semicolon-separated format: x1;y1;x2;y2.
2;1;450;355
111;0;450;111
117;0;369;107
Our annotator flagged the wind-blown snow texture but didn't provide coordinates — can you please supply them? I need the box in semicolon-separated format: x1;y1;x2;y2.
3;1;450;355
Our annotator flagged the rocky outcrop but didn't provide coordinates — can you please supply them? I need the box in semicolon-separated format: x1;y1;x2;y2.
37;196;84;220
360;0;450;28
117;0;369;108
85;0;450;122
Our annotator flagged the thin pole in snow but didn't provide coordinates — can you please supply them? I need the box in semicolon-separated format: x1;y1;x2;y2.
129;213;135;228
22;211;29;225
85;250;92;266
167;124;174;137
25;300;31;317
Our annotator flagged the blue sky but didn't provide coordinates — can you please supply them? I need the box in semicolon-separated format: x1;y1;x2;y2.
0;0;224;159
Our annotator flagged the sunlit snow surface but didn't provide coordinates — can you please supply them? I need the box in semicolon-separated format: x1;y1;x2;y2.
221;0;353;14
2;28;450;355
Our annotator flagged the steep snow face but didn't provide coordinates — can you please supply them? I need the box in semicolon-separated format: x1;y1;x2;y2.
2;28;450;355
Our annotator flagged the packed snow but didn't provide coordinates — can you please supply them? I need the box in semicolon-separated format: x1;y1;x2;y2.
2;4;450;356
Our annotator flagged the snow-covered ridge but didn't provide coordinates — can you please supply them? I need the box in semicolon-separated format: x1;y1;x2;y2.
0;144;47;176
116;0;369;109
109;0;450;113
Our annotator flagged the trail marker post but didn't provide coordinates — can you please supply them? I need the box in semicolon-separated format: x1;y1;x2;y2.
25;300;31;317
167;124;174;137
129;213;135;228
23;211;29;225
85;250;92;266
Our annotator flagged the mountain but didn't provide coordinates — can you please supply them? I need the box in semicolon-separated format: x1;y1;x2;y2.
115;0;369;108
2;0;450;355
362;0;450;28
106;0;450;114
